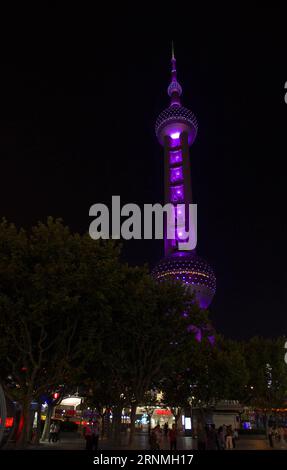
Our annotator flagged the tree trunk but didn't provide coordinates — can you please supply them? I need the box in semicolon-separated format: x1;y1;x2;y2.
128;402;137;447
112;405;122;446
106;410;112;439
16;399;32;448
33;402;42;445
198;407;206;429
41;404;53;441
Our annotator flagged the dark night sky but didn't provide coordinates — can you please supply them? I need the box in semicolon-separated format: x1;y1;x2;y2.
0;8;286;339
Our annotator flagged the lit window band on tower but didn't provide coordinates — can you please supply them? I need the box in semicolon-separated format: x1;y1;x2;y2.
153;44;216;309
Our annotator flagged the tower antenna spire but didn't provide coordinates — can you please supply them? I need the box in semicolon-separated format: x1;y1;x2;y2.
171;40;175;60
168;41;182;106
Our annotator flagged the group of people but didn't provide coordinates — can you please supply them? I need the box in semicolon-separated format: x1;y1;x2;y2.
149;422;239;451
197;424;238;450
48;421;61;443
149;423;178;450
268;425;287;448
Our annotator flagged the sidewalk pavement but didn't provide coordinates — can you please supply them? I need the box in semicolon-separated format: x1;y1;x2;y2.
26;432;275;451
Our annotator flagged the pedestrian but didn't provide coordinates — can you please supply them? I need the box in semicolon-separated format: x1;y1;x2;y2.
169;424;177;451
225;425;233;450
149;428;158;450
278;426;284;444
53;422;60;442
164;422;169;437
222;424;227;443
150;425;162;450
217;426;225;450
197;423;207;450
91;420;100;451
154;425;162;449
84;420;94;450
268;425;274;448
206;424;217;450
232;428;238;449
48;422;56;443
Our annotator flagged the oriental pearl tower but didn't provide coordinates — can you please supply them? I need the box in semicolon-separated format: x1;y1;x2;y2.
152;45;216;309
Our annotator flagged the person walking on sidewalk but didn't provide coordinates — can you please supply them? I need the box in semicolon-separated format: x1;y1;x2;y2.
164;422;169;437
217;426;225;450
169;424;177;451
268;426;274;448
225;425;233;450
197;423;207;450
150;425;162;450
232;428;238;449
53;422;61;442
206;424;218;450
91;420;100;451
48;422;56;443
84;421;93;450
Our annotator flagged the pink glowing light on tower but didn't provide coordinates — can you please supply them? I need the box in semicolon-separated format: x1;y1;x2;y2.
170;131;180;139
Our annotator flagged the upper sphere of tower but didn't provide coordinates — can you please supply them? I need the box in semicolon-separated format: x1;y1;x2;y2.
155;105;198;146
167;80;182;97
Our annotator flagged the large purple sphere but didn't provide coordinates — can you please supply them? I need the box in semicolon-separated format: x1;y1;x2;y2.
155;105;198;146
152;251;216;309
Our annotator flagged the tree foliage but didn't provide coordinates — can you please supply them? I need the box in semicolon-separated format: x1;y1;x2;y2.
243;336;287;408
0;217;119;445
1;218;286;448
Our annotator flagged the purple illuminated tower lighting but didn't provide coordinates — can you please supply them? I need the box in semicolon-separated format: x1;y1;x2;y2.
152;44;216;309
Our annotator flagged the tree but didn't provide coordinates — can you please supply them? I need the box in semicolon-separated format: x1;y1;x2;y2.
243;337;287;410
0;218;120;447
84;265;208;445
191;337;249;406
162;336;249;428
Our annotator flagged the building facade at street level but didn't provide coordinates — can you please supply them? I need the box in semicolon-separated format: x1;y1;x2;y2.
152;45;216;309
